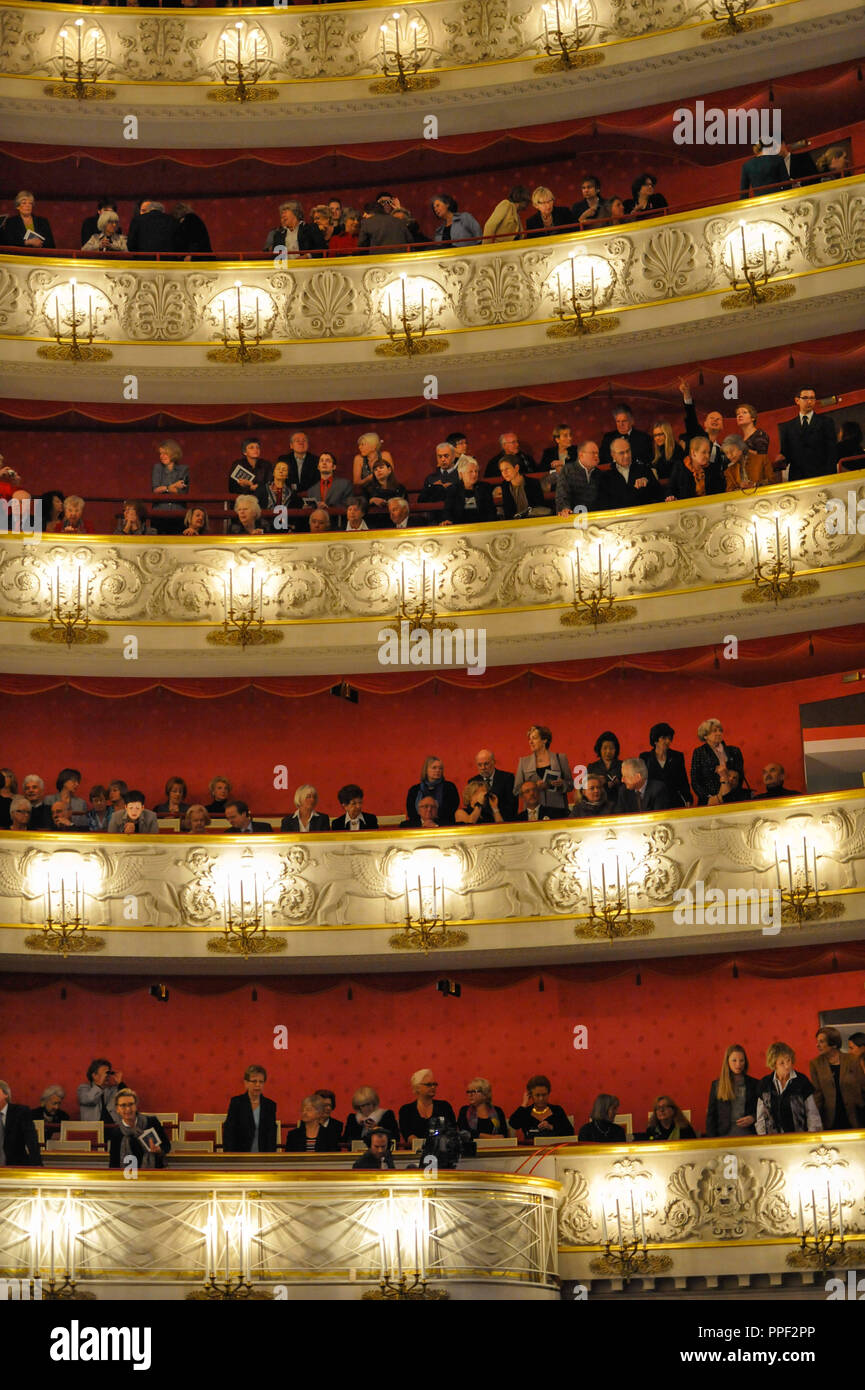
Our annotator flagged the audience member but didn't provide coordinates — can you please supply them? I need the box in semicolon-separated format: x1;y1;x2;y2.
740;141;788;195
405;757;459;827
483;185;531;242
473;749;517;821
578;1094;626;1143
183;507;209;536
181;805;212;832
313;1089;343;1147
751;763;801;799
667;437;725;500
722;434;775;490
498;455;547;518
623;173;668;218
258;460;296;514
809;1027;864;1130
127;201;179;254
278;431;320;492
571;773;614;817
455;777;505;825
344;497;368;532
775;386;837;481
357;201;412;252
110;1089;170;1169
80;198;120;246
399;795;441;829
0;1081;42;1166
47;495;88;533
308;507;331;533
398;1069;456;1142
645;1095;696;1141
418;442;460;503
82;210;127;254
152;439;189;520
441;456;496;524
305;452;354;509
848;1035;865;1120
386;497;413;528
87;786;111;832
223;1065;278;1153
572;176;604;226
107;780;129;813
360;459;408;511
525;185;573;237
343;1087;399;1147
690;719;747;805
2;796;28;832
734;403;770;456
224;799;273;833
230;496;267;535
835;421;864;470
331;784;378;831
229;437;270;495
639;723;692;807
705;1044;759;1137
280;784;330;833
677;380;727;470
457;1078;509;1136
605;438;659;507
587;731;623;797
778;137;819;187
515;779;567;821
514;724;573;810
115;500;156;536
1;190;55;249
264;200;327;257
78;1058;125;1123
431;194;481;244
556;440;607;514
816;144;850;179
378;193;426;245
352;431;394;487
484;430;537;479
20;774;50;830
509;1075;574;1142
539;424;579;471
649;421;684;488
616;757;675;813
43;767;88;828
40;491;65;528
205;777;231;817
755;1043;821;1133
30;1085;69;1141
328;209;360;256
107;789;159;834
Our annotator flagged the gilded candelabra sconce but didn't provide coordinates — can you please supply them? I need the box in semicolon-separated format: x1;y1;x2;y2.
590;1189;672;1284
25;874;104;958
209;876;287;958
722;223;796;310
702;0;774;38
46;21;114;102
38;280;112;364
561;546;636;628
743;517;818;605
371;13;440;93
574;842;654;941
389;870;468;952
208;565;283;649
376;275;448;358
207;283;281;365
548;256;619;339
536;2;605;72
209;23;278;103
31;567;108;647
773;836;841;926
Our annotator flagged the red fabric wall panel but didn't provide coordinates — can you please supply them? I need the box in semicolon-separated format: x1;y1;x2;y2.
0;667;846;816
2;963;861;1131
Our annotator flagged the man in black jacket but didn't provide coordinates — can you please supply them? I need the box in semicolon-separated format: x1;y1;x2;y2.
127;201;179;254
352;1128;396;1169
357;202;412;252
615;759;675;814
740;143;788;195
473;749;517;821
775;387;837;482
751;763;801;799
483;430;537;479
418;442;460;503
223;1067;278;1153
515;780;567;822
278;431;319;493
599;406;653;469
556;441;608;514
224;800;273;834
677;380;726;471
266;201;327;258
778;138;819;188
0;1081;42;1166
606;438;660;508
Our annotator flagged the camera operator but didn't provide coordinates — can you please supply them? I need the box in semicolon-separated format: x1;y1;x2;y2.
352;1127;396;1170
417;1117;477;1170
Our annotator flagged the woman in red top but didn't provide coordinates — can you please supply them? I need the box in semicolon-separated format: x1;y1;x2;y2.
328;209;360;256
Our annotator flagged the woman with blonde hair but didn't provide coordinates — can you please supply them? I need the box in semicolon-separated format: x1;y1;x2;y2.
525;186;572;238
650;421;684;489
705;1043;759;1136
352;430;394;488
645;1095;696;1141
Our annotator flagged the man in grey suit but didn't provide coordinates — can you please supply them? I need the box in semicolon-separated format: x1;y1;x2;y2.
775;387;837;482
304;455;354;510
615;759;675;814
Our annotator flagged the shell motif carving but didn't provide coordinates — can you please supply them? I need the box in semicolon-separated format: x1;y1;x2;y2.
461;257;536;325
640;226;697;298
300;270;358;337
118;18;205;80
819;193;865;264
123;275;195;341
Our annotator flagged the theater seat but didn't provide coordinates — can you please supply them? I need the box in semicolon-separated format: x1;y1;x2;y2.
171;1139;214;1153
615;1113;633;1141
46;1139;92;1152
60;1121;104;1149
180;1121;222;1147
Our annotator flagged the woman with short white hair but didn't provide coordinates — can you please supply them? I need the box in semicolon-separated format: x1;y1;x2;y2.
279;785;330;833
689;718;747;805
352;430;395;488
230;495;265;536
398;1069;457;1143
342;1086;400;1147
457;1078;509;1137
30;1084;69;1140
284;1095;342;1152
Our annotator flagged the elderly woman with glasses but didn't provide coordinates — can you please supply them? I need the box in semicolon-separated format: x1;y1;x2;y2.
457;1078;509;1137
342;1086;400;1148
2;190;55;249
645;1095;696;1142
690;717;747;805
109;1089;170;1169
398;1069;457;1143
284;1095;342;1152
30;1085;69;1140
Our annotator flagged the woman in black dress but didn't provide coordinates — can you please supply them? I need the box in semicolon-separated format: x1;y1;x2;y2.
2;190;55;249
457;1078;509;1137
623;173;669;219
284;1095;342;1152
690;718;747;805
645;1095;696;1142
509;1074;574;1143
578;1094;626;1143
343;1086;400;1148
398;1069;456;1143
639;722;691;807
587;731;623;799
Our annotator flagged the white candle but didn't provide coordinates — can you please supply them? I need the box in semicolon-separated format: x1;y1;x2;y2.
601;862;607;907
761;233;768;278
787;846;793;889
639;1197;647;1249
225;1218;231;1282
802;836;809;889
837;1189;844;1238
811;1191;818;1235
630;1188;637;1240
615;1199;622;1245
774;515;781;560
587;864;594;909
395;1230;403;1279
403;876;410;919
601;1202;608;1242
739;223;747;280
752;525;759;567
47;880;52;924
50;1229;55;1282
597;543;602;588
774;843;781;890
55;295;61;340
798;1193;804;1235
66;1207;73;1279
590;268;595;314
379;1232;387;1278
380;25;387;62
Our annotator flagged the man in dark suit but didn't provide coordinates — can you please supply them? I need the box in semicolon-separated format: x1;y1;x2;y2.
751;763;801;799
775;387;837;482
740;144;788;195
278;431;319;493
266;200;327;258
223;1066;278;1153
599;406;653;469
484;430;537;479
126;201;179;253
515;780;567;822
0;1081;42;1166
331;785;379;831
224;800;273;833
606;438;660;508
473;749;517;821
357;202;412;252
779;138;819;188
418;443;460;503
556;440;608;514
616;759;675;814
678;380;726;471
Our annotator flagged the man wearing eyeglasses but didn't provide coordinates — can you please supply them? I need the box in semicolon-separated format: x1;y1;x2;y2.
775;387;837;482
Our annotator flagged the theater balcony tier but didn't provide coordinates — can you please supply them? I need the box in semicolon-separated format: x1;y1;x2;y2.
0;0;862;146
1;1134;862;1299
1;473;862;677
2;789;863;972
0;1169;561;1300
2;180;864;404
